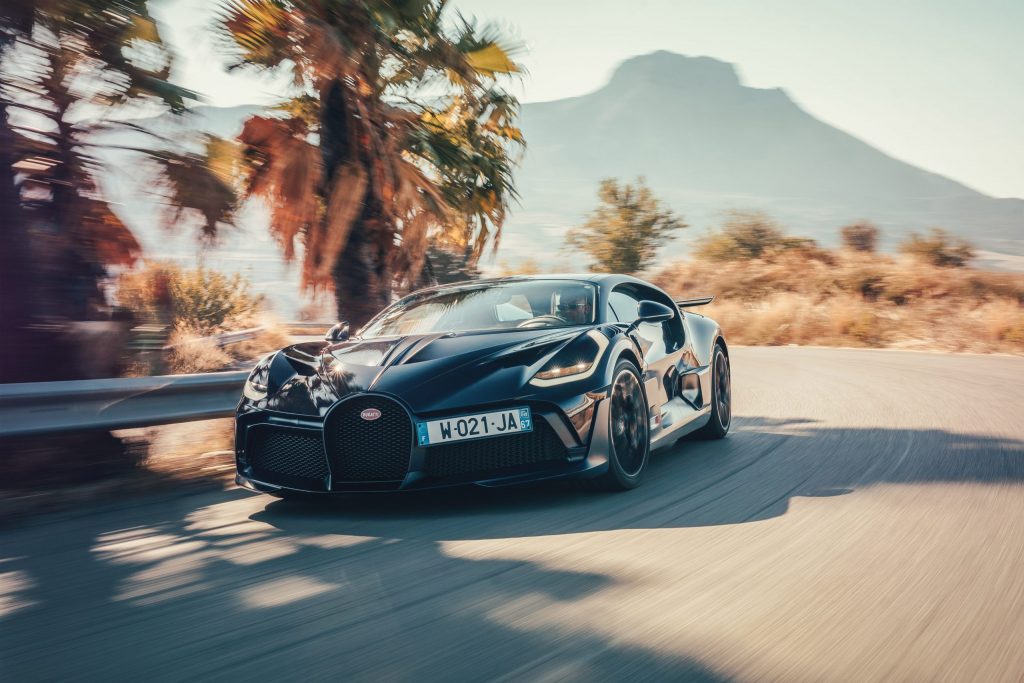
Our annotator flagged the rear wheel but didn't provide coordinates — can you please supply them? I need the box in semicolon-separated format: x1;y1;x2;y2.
695;344;731;439
591;360;650;491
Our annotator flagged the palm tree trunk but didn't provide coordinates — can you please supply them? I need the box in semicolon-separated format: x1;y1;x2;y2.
321;80;391;329
333;214;392;329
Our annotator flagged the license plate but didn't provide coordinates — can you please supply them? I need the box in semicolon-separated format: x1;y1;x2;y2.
417;407;532;446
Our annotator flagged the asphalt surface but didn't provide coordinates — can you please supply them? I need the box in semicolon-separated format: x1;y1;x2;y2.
2;347;1023;682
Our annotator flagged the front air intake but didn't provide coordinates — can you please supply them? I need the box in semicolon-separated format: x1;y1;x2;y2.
245;425;330;491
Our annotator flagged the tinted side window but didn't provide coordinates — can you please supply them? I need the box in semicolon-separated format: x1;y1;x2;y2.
608;291;640;323
610;284;685;352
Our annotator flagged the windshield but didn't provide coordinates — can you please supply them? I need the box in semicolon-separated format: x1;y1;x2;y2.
360;280;597;338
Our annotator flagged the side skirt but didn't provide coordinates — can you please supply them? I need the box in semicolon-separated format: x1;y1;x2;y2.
650;408;712;451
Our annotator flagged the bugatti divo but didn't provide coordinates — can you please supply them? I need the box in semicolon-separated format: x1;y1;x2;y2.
235;274;730;496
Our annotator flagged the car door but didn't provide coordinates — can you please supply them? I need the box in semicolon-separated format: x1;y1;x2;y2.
607;284;688;438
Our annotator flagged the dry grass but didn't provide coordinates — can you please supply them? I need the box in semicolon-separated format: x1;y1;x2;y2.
162;319;292;374
140;418;236;482
230;321;292;361
653;250;1024;353
165;331;235;374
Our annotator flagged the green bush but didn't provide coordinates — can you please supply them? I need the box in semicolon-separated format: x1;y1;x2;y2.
566;177;685;273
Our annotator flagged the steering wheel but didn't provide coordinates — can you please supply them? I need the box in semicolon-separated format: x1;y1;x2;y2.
516;314;568;328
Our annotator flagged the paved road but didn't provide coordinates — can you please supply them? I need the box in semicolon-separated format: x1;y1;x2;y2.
2;347;1023;682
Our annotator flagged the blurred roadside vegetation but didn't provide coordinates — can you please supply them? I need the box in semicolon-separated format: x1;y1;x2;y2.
0;0;237;384
116;262;288;374
117;262;262;335
0;0;525;386
652;214;1024;353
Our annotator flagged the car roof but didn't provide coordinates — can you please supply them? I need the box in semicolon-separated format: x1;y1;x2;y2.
406;273;655;298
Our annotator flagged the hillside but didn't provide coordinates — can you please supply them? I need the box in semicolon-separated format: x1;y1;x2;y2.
499;51;1023;266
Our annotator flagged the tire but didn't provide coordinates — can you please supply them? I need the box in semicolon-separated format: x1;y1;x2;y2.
590;360;651;491
694;344;731;439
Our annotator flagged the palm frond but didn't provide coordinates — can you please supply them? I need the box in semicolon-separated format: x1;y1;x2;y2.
80;197;141;267
237;115;322;258
218;0;294;70
149;137;240;240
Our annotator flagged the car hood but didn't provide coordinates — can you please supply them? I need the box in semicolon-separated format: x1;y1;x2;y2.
249;326;592;417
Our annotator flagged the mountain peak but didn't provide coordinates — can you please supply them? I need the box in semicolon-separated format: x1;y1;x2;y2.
608;51;741;91
514;51;1021;258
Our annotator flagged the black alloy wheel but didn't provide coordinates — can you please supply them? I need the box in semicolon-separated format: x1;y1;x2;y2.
591;360;650;490
696;344;731;439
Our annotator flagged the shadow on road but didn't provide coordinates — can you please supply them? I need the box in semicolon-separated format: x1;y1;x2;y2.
251;415;1024;541
1;487;728;680
3;416;1022;680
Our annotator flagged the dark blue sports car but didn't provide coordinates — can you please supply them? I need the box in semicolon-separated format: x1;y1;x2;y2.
235;274;730;497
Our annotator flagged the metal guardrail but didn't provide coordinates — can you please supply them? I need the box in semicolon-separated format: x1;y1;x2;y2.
161;322;331;350
0;323;335;438
0;371;248;438
162;326;267;350
285;322;334;332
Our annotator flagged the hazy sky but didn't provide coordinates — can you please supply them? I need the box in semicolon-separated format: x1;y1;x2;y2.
153;0;1024;199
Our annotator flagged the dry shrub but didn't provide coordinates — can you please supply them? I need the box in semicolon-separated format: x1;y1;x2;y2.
229;319;292;361
654;245;1024;354
117;261;263;334
976;300;1024;345
165;331;233;374
826;296;884;345
840;221;880;252
117;262;279;375
709;295;821;346
164;319;290;373
832;256;887;301
899;228;974;267
143;418;236;481
696;211;787;261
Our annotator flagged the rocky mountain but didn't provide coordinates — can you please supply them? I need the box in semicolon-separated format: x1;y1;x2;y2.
498;51;1022;265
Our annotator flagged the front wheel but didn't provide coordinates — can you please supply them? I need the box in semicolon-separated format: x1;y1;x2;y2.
590;360;650;491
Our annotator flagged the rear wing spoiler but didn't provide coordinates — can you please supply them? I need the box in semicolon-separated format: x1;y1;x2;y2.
674;296;715;308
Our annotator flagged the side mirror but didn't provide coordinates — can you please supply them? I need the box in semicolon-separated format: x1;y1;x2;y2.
326;321;350;343
627;301;675;333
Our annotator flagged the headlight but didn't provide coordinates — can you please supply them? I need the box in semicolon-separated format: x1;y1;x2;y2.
529;330;609;387
242;375;268;401
242;357;272;401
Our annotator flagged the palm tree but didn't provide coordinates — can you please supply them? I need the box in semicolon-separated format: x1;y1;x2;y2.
0;0;237;381
220;0;524;327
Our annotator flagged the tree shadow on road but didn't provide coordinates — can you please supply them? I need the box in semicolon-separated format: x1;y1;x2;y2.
0;488;730;681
